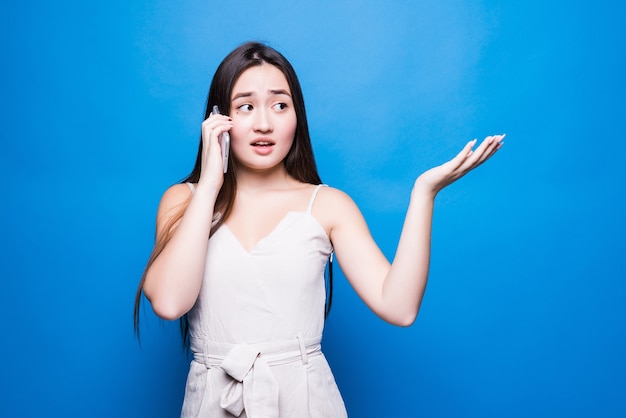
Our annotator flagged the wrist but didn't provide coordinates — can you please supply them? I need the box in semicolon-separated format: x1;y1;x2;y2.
194;179;221;201
412;177;438;201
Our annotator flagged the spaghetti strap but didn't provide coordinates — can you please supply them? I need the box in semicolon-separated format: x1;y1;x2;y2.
306;184;327;214
186;182;195;193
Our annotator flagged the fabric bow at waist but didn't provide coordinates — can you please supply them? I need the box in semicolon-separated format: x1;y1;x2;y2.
192;336;321;418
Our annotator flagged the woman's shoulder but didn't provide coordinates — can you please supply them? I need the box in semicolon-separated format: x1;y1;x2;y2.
317;185;355;206
157;183;193;213
314;185;362;227
163;182;193;199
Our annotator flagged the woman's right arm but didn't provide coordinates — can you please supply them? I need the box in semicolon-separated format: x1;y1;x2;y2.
143;113;232;320
142;183;218;320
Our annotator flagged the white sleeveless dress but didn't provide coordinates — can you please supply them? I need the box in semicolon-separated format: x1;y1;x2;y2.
180;184;348;418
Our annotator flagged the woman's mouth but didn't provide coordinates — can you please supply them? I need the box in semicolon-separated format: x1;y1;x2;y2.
251;140;274;147
251;139;275;155
250;139;274;147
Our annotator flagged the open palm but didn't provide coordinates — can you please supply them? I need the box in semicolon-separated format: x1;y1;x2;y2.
415;134;505;195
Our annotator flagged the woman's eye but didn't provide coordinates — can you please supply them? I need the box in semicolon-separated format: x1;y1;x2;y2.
272;103;288;111
237;104;253;112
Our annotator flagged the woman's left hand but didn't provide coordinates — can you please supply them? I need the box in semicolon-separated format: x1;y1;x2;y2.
414;134;505;197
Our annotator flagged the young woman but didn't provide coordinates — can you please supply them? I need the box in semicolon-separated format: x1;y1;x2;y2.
135;41;504;417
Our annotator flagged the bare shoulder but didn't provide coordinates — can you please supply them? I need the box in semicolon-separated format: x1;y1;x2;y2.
159;183;193;208
313;186;364;233
316;186;356;208
156;183;193;225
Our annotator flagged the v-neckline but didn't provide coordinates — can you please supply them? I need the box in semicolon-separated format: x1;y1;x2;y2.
222;212;299;254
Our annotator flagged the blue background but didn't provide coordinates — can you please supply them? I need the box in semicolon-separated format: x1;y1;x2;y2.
2;1;625;417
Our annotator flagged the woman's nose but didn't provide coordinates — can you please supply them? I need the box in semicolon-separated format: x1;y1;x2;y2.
253;107;273;133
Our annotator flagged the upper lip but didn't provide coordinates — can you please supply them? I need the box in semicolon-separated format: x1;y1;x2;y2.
251;138;275;146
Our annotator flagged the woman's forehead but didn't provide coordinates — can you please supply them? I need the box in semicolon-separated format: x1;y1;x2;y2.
232;64;291;98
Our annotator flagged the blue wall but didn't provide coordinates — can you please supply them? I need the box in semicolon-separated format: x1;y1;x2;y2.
2;1;625;417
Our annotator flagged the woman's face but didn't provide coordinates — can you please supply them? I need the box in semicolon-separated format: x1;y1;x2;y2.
228;63;297;173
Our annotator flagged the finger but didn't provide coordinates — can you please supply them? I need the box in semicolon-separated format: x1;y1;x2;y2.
477;134;504;163
202;120;233;142
477;135;499;157
457;136;489;167
450;138;478;168
459;134;504;171
474;134;503;159
202;114;232;134
495;133;505;150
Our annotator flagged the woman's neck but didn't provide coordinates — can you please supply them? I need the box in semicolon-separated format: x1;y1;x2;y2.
235;163;299;192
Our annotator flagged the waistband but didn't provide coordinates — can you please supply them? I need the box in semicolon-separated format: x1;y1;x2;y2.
191;335;321;367
190;335;322;418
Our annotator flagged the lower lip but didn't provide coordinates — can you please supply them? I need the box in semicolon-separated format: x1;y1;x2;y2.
252;145;274;155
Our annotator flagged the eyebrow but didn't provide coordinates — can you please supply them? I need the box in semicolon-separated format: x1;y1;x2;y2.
231;89;292;102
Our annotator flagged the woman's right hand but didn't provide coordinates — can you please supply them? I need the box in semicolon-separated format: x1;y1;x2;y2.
199;112;233;190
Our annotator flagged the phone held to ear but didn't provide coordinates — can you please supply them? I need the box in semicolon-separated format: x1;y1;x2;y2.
212;105;230;173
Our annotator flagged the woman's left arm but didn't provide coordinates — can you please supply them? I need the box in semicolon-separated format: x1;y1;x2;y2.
328;134;504;326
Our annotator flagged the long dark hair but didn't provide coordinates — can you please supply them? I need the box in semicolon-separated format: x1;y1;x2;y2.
134;42;328;343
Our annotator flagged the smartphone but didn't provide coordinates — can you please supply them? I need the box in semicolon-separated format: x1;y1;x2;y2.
211;105;230;173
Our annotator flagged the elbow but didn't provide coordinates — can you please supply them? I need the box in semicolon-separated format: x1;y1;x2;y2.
394;312;418;327
143;287;189;321
381;309;419;327
391;296;425;327
388;301;422;327
149;297;188;321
